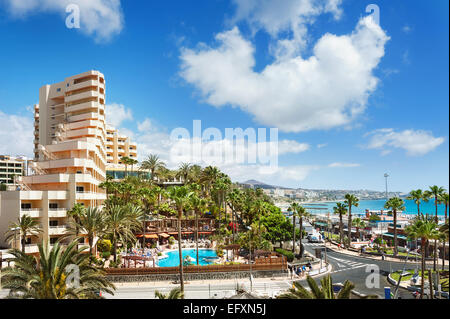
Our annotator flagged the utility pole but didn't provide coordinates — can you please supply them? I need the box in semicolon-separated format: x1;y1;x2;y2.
384;173;389;200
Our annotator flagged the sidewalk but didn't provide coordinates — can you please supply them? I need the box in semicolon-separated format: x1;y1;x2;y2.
324;240;449;266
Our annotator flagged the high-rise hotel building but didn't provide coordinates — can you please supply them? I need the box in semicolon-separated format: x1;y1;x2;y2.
0;70;135;253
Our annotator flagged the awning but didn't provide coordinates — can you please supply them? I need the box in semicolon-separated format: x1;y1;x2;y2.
136;234;158;239
198;231;212;234
314;222;328;227
382;232;407;240
168;232;178;235
158;233;170;238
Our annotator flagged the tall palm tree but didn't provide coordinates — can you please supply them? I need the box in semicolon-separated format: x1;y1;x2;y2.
66;207;107;256
140;154;166;182
120;156;131;177
344;194;359;247
177;162;192;183
296;206;310;257
407;189;426;217
288;202;300;254
428;186;446;223
154;287;184;299
438;192;449;223
333;202;347;245
406;217;439;299
168;186;193;293
188;193;208;265
104;205;140;262
5;215;42;253
129;158;139;175
439;221;449;271
1;239;115;299
384;197;405;256
352;217;366;241
277;275;369;299
67;203;86;238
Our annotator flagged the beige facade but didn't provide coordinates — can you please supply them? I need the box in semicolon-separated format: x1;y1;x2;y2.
0;70;110;252
106;125;137;165
0;155;29;187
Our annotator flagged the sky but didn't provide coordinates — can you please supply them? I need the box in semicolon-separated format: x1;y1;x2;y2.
0;0;448;192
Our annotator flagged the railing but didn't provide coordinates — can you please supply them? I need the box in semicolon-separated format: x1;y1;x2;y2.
105;262;287;276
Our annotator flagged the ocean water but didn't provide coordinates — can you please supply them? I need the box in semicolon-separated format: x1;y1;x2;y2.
302;199;447;217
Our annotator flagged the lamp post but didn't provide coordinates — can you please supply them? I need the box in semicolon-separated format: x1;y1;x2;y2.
246;226;253;292
384;173;389;200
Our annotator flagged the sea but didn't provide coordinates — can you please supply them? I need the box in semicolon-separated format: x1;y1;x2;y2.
286;199;447;217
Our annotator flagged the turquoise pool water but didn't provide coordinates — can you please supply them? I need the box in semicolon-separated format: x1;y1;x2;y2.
157;249;218;267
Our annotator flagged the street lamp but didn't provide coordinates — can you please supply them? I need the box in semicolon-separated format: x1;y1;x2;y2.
384;173;389;200
246;226;253;292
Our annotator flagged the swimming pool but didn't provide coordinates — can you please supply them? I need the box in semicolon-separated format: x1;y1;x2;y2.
157;249;218;267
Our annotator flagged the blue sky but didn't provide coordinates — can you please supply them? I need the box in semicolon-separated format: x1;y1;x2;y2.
0;0;448;192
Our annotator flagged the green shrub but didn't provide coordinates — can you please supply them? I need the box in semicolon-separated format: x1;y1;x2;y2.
168;236;175;245
102;251;111;260
275;248;294;262
97;239;112;253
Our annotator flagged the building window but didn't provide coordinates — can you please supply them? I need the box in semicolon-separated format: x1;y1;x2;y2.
49;203;58;209
76;186;84;193
57;88;61;92
21;203;32;209
50;237;58;244
49;220;58;227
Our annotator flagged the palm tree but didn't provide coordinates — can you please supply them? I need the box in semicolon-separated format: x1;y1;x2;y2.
104;205;140;262
288;202;300;254
154;287;184;299
168;186;193;293
333;202;347;245
406;217;439;299
438;192;449;223
296;206;310;257
67;203;86;238
120;156;131;177
177;162;192;183
344;194;359;247
189;193;208;265
352;217;366;241
407;189;426;217
1;239;115;299
277;275;374;299
428;186;446;223
439;221;449;271
384;197;405;256
5;215;42;253
140;154;166;182
66;207;107;256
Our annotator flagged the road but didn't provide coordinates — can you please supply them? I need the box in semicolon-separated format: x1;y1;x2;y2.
302;242;432;299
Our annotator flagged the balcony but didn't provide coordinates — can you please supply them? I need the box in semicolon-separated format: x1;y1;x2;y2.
65;90;99;103
20;208;42;218
48;208;67;218
49;226;67;236
65;101;100;113
67;80;99;92
24;244;40;254
76;192;107;200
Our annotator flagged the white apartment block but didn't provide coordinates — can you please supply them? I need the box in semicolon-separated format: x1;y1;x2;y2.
0;70;113;253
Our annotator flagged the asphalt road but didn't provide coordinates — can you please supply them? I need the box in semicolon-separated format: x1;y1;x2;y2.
302;242;435;299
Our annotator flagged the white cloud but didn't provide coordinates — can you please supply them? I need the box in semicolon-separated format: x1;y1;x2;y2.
180;16;389;133
231;0;343;59
0;110;34;157
366;128;445;156
105;103;133;128
2;0;124;42
317;143;327;148
328;162;361;168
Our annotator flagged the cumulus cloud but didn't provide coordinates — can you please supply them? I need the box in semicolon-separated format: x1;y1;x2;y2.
105;103;133;128
328;162;361;168
2;0;124;42
180;16;389;133
231;0;342;59
366;128;445;156
0;110;34;157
